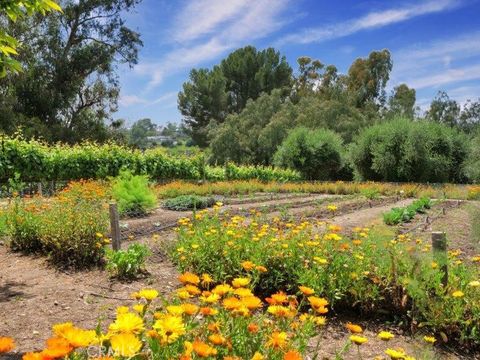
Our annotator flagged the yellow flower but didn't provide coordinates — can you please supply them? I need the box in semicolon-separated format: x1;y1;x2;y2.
251;352;265;360
200;293;220;304
52;322;74;337
153;314;186;344
232;277;250;288
109;312;144;334
268;305;294;318
181;303;199;315
423;335;436;344
234;287;254;297
166;305;184;316
212;284;233;296
60;327;96;348
266;331;288;349
201;273;213;286
468;280;480;287
133;304;145;313
349;335;368;345
378;331;395;341
137;288;159;301
385;348;406;359
452;290;464;298
110;333;142;357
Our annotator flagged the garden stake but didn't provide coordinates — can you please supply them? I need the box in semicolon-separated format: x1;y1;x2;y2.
431;231;448;287
109;202;121;251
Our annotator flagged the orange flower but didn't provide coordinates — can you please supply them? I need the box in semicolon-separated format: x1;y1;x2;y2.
247;323;259;333
346;323;363;334
241;261;255;271
208;333;226;346
266;292;288;305
192;340;217;357
284;350;302;360
241;296;262;310
299;286;315;296
179;272;200;285
200;307;218;316
0;337;15;353
42;338;73;358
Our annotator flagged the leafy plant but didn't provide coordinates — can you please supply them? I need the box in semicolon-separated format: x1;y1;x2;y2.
105;243;150;279
163;195;216;211
383;197;432;225
111;171;157;216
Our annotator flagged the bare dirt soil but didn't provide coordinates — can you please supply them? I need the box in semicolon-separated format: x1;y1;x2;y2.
0;195;477;359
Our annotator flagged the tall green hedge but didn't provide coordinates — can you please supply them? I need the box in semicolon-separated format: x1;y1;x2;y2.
350;118;469;183
0;136;301;182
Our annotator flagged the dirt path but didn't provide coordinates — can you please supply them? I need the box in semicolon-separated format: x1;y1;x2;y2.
326;198;414;230
0;236;178;353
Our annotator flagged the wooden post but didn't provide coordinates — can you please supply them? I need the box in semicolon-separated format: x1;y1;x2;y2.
432;231;448;287
37;183;43;197
109;202;121;251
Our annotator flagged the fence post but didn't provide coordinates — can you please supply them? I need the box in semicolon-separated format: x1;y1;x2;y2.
432;231;448;287
109;202;121;251
38;183;43;197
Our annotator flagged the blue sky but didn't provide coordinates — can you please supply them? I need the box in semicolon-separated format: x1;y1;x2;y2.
116;0;480;126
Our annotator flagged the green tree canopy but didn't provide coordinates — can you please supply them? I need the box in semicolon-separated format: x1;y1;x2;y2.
178;45;293;147
0;0;142;143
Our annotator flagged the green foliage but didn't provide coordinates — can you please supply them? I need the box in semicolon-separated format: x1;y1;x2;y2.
465;133;480;182
112;171;157;216
5;186;109;267
350;118;469;182
0;0;142;143
0;135;300;183
0;0;61;77
273;127;345;180
383;197;431;225
163;195;215;211
179;46;293;146
105;243;150;279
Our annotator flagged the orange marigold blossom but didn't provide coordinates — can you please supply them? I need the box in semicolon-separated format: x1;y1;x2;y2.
192;339;217;357
0;337;15;353
346;322;363;333
179;272;200;285
298;286;315;296
284;350;302;360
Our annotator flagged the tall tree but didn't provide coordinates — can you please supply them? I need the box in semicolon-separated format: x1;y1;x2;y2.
347;49;392;109
0;0;142;142
178;67;228;147
387;84;416;118
459;99;480;131
128;118;156;149
178;46;292;147
427;91;460;127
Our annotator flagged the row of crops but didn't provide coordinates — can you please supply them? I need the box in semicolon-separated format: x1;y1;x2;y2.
0;136;300;182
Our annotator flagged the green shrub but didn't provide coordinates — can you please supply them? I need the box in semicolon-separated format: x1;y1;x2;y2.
163;195;216;211
273;127;345;180
105;243;150;279
112;171;157;216
350;118;469;182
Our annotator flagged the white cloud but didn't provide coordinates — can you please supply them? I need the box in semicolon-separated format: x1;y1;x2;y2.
391;32;480;89
172;0;249;43
277;0;459;45
136;0;290;89
406;64;480;89
119;95;148;107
